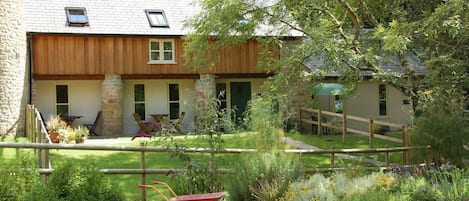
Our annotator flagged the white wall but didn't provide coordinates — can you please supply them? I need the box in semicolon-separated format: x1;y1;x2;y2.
314;81;411;131
36;78;267;136
123;79;196;135
34;80;102;125
123;78;266;136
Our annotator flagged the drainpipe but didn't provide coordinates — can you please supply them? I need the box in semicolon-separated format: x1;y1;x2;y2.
27;33;33;105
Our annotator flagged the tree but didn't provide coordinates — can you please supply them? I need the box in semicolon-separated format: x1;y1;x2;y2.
184;0;468;165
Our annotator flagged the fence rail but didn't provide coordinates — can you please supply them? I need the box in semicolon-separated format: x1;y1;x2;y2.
1;141;422;200
299;107;410;163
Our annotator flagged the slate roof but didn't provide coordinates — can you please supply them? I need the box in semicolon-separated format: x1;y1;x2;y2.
305;55;427;77
24;0;200;35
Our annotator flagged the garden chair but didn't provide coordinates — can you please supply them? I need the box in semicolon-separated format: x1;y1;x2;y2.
84;111;102;136
169;112;185;132
132;113;161;140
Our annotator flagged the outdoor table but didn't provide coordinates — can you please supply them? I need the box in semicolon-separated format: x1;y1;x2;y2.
61;115;82;127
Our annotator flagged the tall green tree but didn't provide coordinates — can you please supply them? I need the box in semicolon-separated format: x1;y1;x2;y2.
185;0;466;107
184;0;468;165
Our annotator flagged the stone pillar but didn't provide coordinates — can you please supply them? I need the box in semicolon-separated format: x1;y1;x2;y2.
0;0;28;137
195;74;216;98
194;74;216;128
101;74;123;136
288;77;314;132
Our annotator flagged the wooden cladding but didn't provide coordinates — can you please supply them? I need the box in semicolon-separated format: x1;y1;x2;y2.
31;34;267;77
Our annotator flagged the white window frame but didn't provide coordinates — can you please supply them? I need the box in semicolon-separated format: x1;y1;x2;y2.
168;83;180;120
148;39;176;64
134;83;146;120
55;84;70;116
378;84;387;116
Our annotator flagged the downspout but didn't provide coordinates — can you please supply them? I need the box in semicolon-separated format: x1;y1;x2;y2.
27;33;33;104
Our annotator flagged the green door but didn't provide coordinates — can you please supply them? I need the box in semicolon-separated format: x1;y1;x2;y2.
230;82;251;124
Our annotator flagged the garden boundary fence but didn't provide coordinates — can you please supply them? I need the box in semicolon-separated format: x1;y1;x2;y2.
0;142;424;201
299;107;410;163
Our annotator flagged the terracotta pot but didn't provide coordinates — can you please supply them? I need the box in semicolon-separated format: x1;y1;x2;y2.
49;132;60;143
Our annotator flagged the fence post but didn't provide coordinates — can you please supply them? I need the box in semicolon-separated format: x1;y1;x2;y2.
40;138;50;183
318;110;322;135
401;126;408;165
26;105;31;141
342;113;347;143
330;146;335;170
368;119;373;148
298;107;302;132
140;142;146;201
385;145;390;169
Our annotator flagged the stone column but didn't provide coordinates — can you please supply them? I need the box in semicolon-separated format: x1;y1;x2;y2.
101;74;123;136
289;80;312;131
195;74;216;98
0;0;28;137
194;74;216;128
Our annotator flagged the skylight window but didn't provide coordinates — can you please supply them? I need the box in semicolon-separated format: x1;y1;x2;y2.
65;7;88;27
145;9;169;27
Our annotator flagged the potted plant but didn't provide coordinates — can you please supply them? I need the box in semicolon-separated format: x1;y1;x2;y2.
65;127;76;143
46;115;67;143
75;126;89;144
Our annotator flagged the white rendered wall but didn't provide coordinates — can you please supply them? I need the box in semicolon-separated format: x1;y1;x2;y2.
34;80;102;126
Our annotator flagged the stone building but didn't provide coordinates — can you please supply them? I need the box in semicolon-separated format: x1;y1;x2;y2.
0;0;29;137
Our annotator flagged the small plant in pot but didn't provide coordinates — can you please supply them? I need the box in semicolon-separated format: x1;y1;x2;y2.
74;126;89;144
46;115;67;143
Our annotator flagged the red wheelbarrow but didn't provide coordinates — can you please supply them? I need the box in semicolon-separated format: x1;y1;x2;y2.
139;181;226;201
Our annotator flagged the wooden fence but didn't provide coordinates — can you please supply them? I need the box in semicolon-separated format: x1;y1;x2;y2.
0;142;420;201
25;105;51;182
299;107;410;163
15;105;418;200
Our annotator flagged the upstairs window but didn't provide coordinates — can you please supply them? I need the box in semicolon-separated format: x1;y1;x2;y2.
65;7;89;27
149;39;175;64
145;9;169;27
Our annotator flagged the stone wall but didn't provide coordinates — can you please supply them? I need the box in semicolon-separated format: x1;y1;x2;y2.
101;74;123;135
285;78;312;131
194;74;216;127
0;0;28;137
195;74;216;98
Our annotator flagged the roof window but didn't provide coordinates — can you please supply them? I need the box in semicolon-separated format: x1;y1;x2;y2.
145;9;169;27
65;7;89;27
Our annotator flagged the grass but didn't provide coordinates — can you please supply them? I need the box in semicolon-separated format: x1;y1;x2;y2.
286;132;405;164
1;131;404;200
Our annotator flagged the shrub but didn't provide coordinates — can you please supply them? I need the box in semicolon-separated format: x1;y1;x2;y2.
170;161;223;195
282;172;383;201
226;152;303;201
244;96;284;151
0;155;40;201
28;162;125;201
410;87;468;167
426;165;468;201
166;88;232;195
282;166;468;201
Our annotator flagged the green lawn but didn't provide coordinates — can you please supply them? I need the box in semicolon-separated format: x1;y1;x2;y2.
286;132;406;165
1;132;405;200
